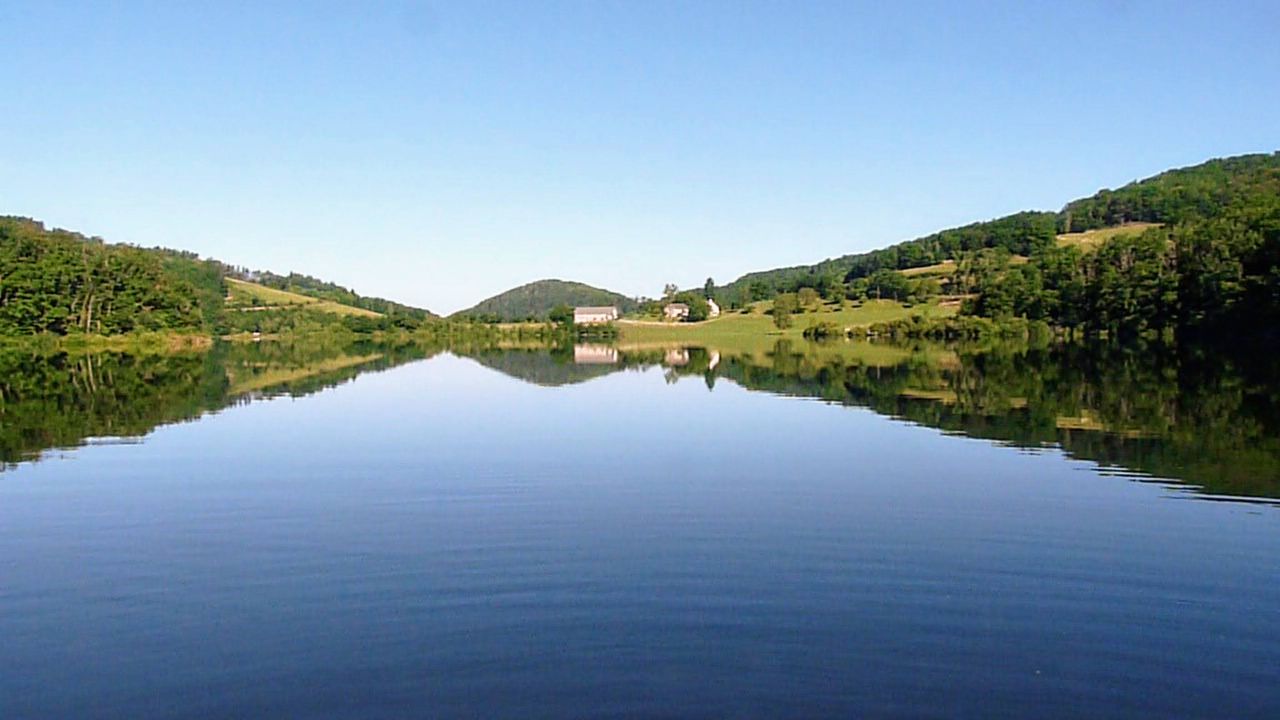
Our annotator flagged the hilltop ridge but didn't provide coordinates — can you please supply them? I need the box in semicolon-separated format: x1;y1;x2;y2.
452;279;639;322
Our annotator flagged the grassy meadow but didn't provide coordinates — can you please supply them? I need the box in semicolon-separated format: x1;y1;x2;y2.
617;298;957;350
225;278;383;318
1056;222;1162;250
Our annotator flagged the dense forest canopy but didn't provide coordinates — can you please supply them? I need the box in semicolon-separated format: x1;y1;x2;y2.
452;279;639;322
0;216;435;337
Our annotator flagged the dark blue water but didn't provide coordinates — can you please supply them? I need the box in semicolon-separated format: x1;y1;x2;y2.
2;353;1278;718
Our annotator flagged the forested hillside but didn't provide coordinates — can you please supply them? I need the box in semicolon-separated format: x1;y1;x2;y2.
453;279;638;322
1061;153;1280;231
718;211;1059;305
713;152;1280;315
0;216;435;338
0;217;222;335
961;156;1280;340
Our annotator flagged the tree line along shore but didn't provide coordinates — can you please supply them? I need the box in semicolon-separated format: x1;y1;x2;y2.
2;152;1278;351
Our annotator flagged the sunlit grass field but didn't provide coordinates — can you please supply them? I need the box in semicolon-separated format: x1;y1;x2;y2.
1056;222;1162;250
225;278;382;318
617;298;956;349
900;259;958;277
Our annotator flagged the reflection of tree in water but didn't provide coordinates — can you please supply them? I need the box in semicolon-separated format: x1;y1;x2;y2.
0;339;443;469
698;339;1280;501
472;337;1280;500
8;335;1279;502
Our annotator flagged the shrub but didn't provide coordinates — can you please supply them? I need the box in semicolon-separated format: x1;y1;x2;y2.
803;321;841;339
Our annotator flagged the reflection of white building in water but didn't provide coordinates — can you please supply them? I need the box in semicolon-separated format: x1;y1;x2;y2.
573;306;618;324
574;344;619;364
664;348;690;366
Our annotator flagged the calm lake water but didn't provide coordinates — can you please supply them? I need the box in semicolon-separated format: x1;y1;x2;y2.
2;340;1279;718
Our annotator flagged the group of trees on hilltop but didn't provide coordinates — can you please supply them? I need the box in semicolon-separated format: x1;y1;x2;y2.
1061;154;1280;232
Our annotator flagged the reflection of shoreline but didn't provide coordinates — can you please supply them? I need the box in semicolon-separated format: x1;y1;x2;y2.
0;342;439;471
573;343;697;368
228;353;385;395
475;340;1280;504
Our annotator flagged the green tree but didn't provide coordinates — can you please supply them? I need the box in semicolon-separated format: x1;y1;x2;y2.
548;304;574;325
748;281;772;302
772;293;798;329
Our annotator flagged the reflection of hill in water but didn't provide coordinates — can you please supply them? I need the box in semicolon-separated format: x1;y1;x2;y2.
0;340;441;469
458;339;1280;503
6;336;1279;503
709;341;1280;503
461;348;620;387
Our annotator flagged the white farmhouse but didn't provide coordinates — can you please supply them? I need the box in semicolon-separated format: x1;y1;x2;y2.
663;303;690;321
573;306;618;324
707;298;721;318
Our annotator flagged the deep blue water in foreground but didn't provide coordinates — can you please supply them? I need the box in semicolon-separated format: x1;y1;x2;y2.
2;353;1278;718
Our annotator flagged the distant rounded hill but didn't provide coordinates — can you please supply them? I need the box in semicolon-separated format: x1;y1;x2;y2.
452;279;638;321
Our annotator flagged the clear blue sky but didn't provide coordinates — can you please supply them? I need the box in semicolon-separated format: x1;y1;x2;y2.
2;1;1277;313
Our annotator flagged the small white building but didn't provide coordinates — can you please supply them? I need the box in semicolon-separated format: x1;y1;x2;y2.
573;306;618;324
707;298;721;318
663;303;690;321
